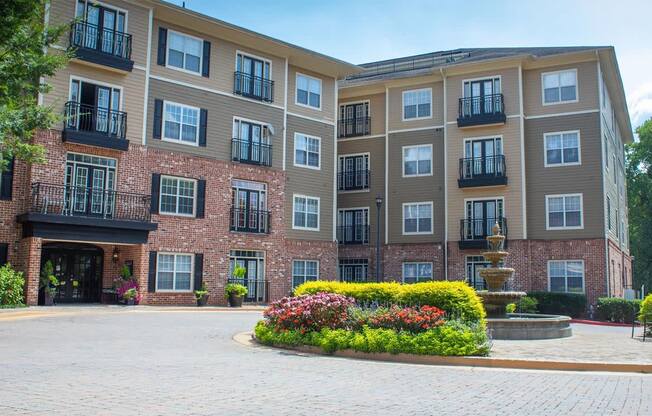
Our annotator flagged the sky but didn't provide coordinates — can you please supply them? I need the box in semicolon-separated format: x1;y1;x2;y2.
173;0;652;131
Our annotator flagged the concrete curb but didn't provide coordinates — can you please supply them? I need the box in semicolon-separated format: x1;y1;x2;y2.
234;331;652;374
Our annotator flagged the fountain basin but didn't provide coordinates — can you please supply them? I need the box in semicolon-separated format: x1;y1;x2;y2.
487;313;572;340
477;290;525;317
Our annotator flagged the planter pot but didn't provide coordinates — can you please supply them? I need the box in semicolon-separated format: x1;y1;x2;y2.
228;293;244;307
196;294;209;307
125;298;135;306
43;291;55;306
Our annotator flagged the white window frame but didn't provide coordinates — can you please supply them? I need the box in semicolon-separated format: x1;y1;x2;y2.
234;49;273;79
541;68;578;106
402;201;434;235
291;259;320;288
547;260;585;294
156;252;195;292
543;130;581;167
292;194;320;231
165;29;204;76
402;144;433;177
402;262;433;284
461;75;502;96
159;175;197;217
293;132;321;170
545;193;584;230
295;72;322;110
402;88;432;121
162;100;200;147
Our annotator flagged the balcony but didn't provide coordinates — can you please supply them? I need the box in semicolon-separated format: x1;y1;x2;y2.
459;217;508;249
231;138;272;167
458;155;507;188
17;183;157;244
457;94;506;128
338;170;370;191
63;102;129;151
230;207;271;234
337;224;370;245
233;72;274;102
69;21;133;72
338;117;371;138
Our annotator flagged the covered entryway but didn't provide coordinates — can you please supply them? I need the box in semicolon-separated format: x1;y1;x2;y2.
40;242;104;303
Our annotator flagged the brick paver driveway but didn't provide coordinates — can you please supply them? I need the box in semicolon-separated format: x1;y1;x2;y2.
0;308;650;415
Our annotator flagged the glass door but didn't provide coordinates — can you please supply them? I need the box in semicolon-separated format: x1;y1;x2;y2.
463;78;501;116
464;138;502;177
229;251;265;302
65;155;116;218
466;199;503;240
231;180;267;232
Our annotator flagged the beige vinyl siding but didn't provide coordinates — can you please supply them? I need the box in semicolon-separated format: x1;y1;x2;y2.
387;82;444;131
523;60;599;117
285;115;335;241
287;65;335;122
338;93;386;136
525;113;603;239
150;19;286;106
146;78;284;165
387;129;444;243
43;61;146;143
337;137;386;241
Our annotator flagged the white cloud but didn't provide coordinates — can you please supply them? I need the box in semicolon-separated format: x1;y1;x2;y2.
628;82;652;129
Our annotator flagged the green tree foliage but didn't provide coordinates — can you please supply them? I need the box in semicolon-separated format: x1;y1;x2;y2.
0;0;72;170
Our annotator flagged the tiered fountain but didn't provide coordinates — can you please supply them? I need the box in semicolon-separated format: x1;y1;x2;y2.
477;223;572;340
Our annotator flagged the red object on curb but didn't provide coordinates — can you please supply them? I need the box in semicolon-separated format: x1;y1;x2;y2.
571;319;638;327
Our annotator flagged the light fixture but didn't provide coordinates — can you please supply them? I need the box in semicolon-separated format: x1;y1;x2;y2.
112;247;120;263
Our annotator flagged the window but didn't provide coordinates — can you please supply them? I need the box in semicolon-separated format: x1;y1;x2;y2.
294;133;320;169
163;102;199;145
403;88;431;120
157;253;193;291
160;176;196;216
339;259;369;282
296;73;321;109
607;197;612;230
548;260;584;293
167;30;202;74
293;195;319;230
403;202;433;234
544;131;580;166
616;208;620;241
542;69;577;104
403;145;432;176
402;262;433;284
292;260;319;288
546;194;583;229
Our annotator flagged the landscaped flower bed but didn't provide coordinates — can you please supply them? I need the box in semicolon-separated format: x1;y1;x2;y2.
255;282;489;356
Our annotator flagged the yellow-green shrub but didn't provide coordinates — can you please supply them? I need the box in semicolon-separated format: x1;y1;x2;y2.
639;293;652;321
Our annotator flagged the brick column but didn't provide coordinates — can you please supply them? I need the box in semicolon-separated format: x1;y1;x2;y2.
18;237;42;306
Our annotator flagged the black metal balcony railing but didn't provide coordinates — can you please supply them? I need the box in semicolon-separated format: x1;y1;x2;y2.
460;217;508;242
70;21;132;61
64;101;128;140
338;170;370;191
29;183;151;222
227;278;269;303
233;72;274;102
338;117;371;138
458;155;507;187
457;94;506;127
337;224;370;245
230;207;271;234
231;138;272;167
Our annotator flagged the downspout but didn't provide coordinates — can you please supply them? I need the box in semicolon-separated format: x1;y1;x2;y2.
597;51;611;298
440;67;448;280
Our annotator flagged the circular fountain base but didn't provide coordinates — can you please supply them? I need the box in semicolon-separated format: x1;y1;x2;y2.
487;313;573;340
477;291;527;318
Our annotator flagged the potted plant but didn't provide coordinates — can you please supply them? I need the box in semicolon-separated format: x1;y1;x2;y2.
225;283;247;307
39;260;59;306
194;283;209;307
122;287;137;305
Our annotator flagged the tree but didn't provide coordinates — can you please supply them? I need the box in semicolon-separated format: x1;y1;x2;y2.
0;0;72;171
626;118;652;292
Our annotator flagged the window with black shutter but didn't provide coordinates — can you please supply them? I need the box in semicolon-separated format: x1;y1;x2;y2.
0;157;15;200
151;173;161;214
148;251;157;293
157;27;167;66
153;99;163;139
196;179;206;218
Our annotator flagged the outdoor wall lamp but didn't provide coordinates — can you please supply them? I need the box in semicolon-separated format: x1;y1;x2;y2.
112;247;120;263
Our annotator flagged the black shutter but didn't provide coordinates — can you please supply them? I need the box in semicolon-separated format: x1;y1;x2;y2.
0;243;8;266
148;251;157;293
0;157;14;200
196;179;206;218
194;253;204;291
202;40;211;77
151;173;161;214
153;99;163;140
198;109;207;147
157;27;167;66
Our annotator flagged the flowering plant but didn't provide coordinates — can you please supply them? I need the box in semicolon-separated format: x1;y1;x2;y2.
366;305;445;333
116;279;141;304
264;293;355;332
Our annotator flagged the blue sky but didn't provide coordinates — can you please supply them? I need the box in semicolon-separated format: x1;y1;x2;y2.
175;0;652;130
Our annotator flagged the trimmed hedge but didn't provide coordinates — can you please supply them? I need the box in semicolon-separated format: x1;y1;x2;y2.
0;264;25;307
527;291;586;318
640;294;652;321
596;297;641;323
293;281;486;323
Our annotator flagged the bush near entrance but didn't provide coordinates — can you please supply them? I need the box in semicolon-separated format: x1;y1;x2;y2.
527;291;586;318
596;297;641;323
0;264;25;307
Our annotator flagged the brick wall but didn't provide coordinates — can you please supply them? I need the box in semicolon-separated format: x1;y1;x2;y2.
607;239;633;298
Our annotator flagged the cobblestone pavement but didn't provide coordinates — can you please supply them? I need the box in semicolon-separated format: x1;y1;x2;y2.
0;308;650;416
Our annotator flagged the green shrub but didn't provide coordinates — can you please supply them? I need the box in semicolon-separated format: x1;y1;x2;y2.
640;294;652;322
224;283;248;298
527;291;586;317
0;264;25;306
294;281;485;323
509;296;538;314
596;297;641;323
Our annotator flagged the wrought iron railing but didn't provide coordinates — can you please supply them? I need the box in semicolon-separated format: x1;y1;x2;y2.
459;155;506;180
337;224;370;245
64;101;127;140
29;183;151;222
70;20;132;61
231;138;272;166
458;93;504;120
233;72;274;102
337;169;370;191
227;278;269;303
230;207;270;234
338;116;371;138
460;217;508;241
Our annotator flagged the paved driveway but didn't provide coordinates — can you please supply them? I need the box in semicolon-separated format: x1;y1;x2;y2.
0;308;650;416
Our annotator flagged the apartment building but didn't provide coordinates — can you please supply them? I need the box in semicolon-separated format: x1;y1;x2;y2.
0;0;358;305
336;47;633;306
